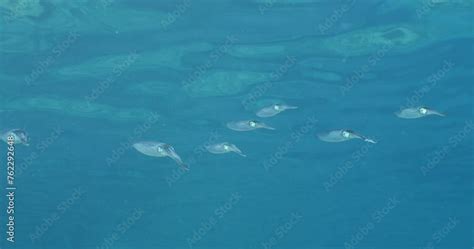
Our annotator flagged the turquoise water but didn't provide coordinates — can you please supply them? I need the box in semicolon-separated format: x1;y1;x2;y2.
1;1;473;248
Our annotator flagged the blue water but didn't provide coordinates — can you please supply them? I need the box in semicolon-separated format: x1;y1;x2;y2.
1;1;473;249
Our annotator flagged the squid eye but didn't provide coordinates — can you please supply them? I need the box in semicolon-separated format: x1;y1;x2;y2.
342;131;350;138
249;121;257;127
273;105;280;111
158;147;164;152
223;145;229;150
419;108;428;115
